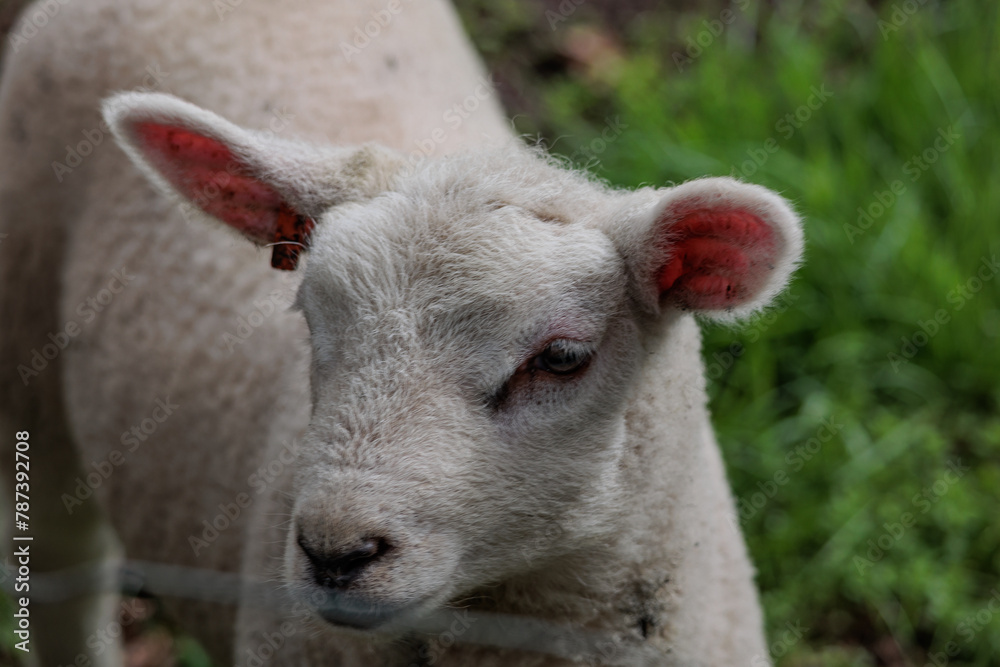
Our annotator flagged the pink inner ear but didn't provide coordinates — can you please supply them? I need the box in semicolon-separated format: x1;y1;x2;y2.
134;122;313;270
657;209;776;310
134;122;284;244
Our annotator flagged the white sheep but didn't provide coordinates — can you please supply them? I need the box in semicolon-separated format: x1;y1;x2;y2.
0;0;802;665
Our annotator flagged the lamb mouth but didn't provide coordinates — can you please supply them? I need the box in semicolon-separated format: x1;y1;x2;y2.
314;592;425;632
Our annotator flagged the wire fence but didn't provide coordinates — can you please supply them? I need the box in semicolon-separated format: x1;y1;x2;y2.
1;559;671;666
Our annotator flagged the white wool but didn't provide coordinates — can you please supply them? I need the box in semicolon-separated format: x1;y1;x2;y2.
0;1;803;665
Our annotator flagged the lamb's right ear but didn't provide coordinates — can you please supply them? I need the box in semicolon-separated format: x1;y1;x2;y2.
608;177;804;322
102;92;403;270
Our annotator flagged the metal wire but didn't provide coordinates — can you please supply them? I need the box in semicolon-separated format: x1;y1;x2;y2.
0;559;670;665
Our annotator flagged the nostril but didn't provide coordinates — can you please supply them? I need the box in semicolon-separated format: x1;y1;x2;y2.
298;534;392;589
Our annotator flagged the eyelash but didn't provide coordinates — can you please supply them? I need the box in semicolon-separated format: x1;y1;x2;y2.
532;339;592;375
484;339;594;411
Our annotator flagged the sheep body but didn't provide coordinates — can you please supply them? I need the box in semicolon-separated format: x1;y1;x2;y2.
0;1;800;665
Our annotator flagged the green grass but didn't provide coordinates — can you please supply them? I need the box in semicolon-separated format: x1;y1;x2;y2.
459;0;1000;663
2;2;996;664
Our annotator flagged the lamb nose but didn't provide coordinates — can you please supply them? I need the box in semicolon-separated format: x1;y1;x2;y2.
298;535;391;589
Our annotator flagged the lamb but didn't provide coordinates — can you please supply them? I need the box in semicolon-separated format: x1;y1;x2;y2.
0;0;803;665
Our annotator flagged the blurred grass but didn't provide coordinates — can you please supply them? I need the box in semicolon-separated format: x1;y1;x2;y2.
458;0;1000;664
2;1;996;665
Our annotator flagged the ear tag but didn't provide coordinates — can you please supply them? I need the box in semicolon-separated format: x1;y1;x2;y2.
270;203;316;270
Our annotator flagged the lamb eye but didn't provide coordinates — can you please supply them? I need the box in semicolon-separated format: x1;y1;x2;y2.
534;340;591;375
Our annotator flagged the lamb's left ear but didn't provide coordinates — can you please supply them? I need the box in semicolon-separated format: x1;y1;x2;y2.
615;177;803;320
102;92;403;270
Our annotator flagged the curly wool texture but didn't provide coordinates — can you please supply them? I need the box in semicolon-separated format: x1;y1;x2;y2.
0;1;802;665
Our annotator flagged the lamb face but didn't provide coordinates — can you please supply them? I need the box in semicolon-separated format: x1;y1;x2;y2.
288;181;643;630
103;91;802;638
